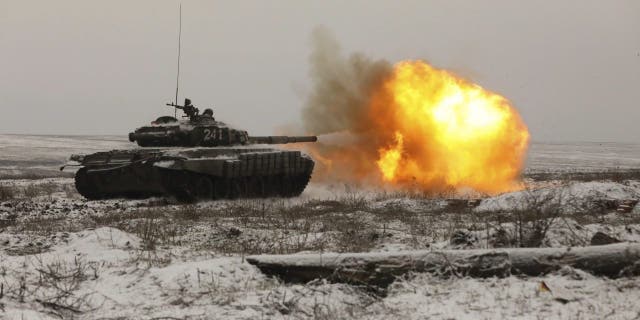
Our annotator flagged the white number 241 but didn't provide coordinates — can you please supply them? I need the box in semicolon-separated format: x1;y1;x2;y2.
203;128;220;141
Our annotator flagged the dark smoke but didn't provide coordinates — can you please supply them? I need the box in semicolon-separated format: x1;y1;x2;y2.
302;27;392;135
297;28;394;183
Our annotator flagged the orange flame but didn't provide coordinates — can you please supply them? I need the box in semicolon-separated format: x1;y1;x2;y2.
304;60;529;194
376;132;404;181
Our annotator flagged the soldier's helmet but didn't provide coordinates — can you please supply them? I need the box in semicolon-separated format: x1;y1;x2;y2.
203;108;213;117
184;98;192;106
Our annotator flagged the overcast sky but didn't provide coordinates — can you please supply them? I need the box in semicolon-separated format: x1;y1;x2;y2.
1;0;639;142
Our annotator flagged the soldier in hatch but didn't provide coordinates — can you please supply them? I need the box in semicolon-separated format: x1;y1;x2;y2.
202;108;215;120
182;98;199;118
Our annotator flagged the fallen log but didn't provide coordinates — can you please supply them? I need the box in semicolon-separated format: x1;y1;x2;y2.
246;243;640;287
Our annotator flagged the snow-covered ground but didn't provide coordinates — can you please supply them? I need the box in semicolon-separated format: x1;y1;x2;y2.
1;135;640;319
3;226;640;319
1;178;640;319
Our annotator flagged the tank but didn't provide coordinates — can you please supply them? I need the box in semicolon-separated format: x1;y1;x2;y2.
65;99;318;202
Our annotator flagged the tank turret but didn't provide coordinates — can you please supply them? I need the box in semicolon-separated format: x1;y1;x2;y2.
128;98;317;148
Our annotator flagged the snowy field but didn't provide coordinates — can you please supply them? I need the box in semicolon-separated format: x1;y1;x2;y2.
1;135;640;319
525;141;640;171
0;135;130;179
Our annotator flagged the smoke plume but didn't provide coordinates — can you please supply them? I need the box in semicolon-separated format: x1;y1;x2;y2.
299;28;394;184
302;28;392;135
298;28;529;193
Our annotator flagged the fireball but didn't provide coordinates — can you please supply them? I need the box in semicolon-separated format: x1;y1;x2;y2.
304;59;529;194
371;61;529;193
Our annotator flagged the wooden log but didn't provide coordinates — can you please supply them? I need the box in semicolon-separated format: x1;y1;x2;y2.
246;243;640;287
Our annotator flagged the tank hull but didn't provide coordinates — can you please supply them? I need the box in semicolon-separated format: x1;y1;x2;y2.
72;147;315;202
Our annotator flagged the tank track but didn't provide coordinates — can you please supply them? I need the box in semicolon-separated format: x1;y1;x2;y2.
75;167;312;202
159;169;312;202
75;168;102;200
75;167;159;200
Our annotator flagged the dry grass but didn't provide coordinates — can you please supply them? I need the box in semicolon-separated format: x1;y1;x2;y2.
0;184;17;201
89;209;179;250
4;177;638;260
22;182;58;199
86;194;473;255
13;190;585;256
0;171;74;180
0;256;98;315
0;182;65;202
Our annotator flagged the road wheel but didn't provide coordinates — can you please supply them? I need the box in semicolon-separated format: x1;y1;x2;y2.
291;173;311;197
161;170;195;203
212;178;227;199
247;176;265;198
192;175;213;200
228;178;240;199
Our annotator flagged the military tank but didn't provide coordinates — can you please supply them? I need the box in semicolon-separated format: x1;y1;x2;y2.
64;99;317;202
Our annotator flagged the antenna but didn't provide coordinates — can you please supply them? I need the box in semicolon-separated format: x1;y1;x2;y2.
174;3;182;118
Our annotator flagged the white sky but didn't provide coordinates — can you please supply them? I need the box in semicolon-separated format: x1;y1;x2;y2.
1;0;639;142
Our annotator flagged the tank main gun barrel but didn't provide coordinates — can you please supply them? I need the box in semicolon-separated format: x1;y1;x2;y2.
249;136;318;144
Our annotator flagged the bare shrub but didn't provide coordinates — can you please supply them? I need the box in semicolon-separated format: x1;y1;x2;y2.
340;191;368;212
135;216;163;250
22;182;58;199
23;184;42;198
90;208;181;253
38;182;58;198
509;188;564;247
32;256;97;310
0;171;74;180
130;210;178;250
0;257;97;316
186;198;384;255
173;205;201;221
13;216;75;238
0;185;17;201
90;210;131;227
128;249;173;268
330;215;377;252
